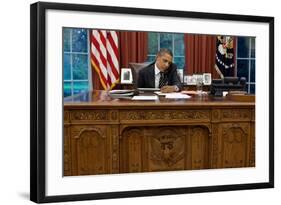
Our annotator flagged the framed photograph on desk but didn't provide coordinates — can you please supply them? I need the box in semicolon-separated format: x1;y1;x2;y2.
185;75;196;85
203;73;212;85
30;1;274;203
120;68;133;84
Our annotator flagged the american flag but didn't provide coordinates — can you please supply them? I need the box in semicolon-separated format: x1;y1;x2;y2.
90;30;119;90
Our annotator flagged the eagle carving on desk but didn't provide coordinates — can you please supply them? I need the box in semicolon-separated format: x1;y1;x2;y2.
150;129;184;167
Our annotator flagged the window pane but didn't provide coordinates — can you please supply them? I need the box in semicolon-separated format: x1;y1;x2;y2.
174;34;184;56
160;33;172;51
250;60;255;82
148;32;158;55
63;53;71;80
237;59;249;81
251;37;256;58
246;84;250;93
64;82;71;97
146;55;156;63
72;28;87;52
174;57;185;69
250;84;255;94
72;54;88;80
63;28;71;52
237;37;250;58
73;81;89;95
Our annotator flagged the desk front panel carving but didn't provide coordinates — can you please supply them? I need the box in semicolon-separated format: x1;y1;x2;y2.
120;110;210;122
120;126;211;173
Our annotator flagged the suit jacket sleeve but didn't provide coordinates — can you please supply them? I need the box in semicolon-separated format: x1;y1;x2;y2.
169;64;183;90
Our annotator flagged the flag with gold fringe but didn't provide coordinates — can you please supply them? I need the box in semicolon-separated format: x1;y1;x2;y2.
91;30;120;90
215;36;234;77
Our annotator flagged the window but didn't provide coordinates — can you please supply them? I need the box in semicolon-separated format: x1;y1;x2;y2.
63;28;91;97
147;32;185;69
236;37;256;94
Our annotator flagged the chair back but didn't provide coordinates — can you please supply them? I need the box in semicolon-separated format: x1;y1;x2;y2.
128;62;151;87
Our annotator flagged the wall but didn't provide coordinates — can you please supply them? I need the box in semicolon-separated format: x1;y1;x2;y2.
0;0;279;204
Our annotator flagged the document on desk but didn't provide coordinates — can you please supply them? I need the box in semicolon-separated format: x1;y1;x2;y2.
165;93;191;99
181;90;208;95
132;96;158;100
154;91;167;96
154;91;191;99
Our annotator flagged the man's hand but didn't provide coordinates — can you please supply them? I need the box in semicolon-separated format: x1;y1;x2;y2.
160;85;177;93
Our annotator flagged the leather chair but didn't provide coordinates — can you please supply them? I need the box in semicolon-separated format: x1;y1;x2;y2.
128;62;151;88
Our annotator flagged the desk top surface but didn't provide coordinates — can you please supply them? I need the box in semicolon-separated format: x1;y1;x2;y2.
64;90;255;109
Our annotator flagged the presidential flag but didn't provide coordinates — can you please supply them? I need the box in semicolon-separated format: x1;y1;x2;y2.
91;30;119;90
215;36;234;77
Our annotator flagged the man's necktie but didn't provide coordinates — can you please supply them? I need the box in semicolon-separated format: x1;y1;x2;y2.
159;72;166;88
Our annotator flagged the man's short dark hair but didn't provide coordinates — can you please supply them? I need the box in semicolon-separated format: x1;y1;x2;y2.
157;48;173;57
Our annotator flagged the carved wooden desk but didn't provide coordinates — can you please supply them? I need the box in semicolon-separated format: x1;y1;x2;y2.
64;91;255;176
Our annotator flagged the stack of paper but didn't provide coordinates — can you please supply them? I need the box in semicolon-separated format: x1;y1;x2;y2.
109;89;135;99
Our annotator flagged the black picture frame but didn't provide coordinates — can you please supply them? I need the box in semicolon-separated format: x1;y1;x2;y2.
30;1;274;203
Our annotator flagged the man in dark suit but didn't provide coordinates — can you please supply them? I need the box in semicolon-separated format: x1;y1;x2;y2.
137;48;182;92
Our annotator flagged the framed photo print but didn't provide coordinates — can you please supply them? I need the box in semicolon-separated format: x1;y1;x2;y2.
30;1;274;203
203;73;212;85
193;74;203;84
120;68;133;84
184;75;196;85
